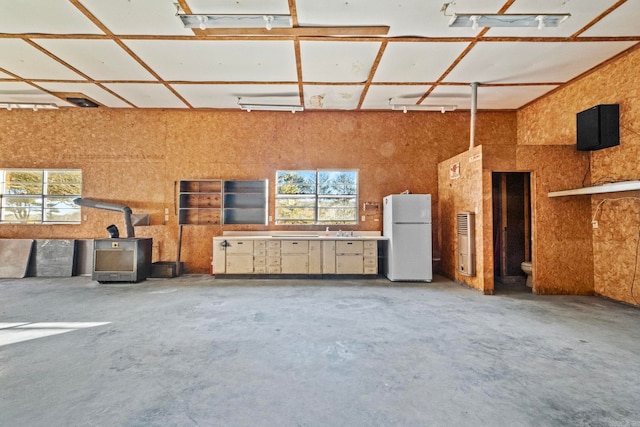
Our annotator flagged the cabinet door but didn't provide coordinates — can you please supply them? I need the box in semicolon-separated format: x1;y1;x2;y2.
213;239;227;274
336;255;364;274
308;241;322;274
226;254;254;273
281;255;309;274
322;241;336;274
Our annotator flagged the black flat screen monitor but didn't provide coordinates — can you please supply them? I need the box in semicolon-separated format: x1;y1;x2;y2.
576;104;619;151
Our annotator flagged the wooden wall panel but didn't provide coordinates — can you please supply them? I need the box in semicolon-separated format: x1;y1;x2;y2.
517;46;640;304
0;109;515;273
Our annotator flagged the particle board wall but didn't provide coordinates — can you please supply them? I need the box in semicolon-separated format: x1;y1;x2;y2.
438;144;593;295
517;45;640;305
0;109;515;273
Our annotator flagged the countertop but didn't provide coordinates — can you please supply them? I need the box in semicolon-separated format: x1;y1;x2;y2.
213;232;388;241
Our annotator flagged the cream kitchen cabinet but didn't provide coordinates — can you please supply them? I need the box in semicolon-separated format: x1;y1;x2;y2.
224;239;254;274
213;236;380;276
336;240;364;274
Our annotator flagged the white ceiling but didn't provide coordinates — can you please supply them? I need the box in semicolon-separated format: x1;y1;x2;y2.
0;0;637;111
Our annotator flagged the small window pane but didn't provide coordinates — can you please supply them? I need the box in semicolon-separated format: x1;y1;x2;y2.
1;207;43;222
4;171;43;195
277;171;316;195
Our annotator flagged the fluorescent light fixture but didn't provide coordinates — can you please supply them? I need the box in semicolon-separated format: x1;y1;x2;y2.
389;101;456;114
238;98;303;113
448;13;570;29
0;102;58;111
178;14;293;30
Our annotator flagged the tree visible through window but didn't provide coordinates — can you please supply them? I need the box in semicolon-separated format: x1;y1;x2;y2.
0;169;82;224
276;170;357;225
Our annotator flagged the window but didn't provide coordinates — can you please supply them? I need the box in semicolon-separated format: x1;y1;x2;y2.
0;169;82;224
276;170;358;225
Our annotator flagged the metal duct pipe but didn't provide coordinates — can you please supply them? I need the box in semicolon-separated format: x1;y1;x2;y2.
470;82;478;150
74;198;135;238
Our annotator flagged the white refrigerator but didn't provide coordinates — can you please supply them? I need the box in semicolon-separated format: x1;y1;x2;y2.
383;194;433;282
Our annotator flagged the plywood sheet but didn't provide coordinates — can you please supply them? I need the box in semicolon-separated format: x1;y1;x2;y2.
0;239;34;278
27;240;77;277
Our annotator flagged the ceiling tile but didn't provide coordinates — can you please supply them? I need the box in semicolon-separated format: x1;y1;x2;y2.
296;0;506;37
0;0;102;35
581;1;640;37
78;0;193;36
444;41;637;84
426;85;560;110
187;0;290;14
374;42;469;83
0;81;73;107
0;40;84;81
362;85;432;110
34;40;157;81
485;0;619;38
172;84;300;109
303;85;364;110
300;41;381;83
36;82;132;108
102;83;187;108
123;40;297;82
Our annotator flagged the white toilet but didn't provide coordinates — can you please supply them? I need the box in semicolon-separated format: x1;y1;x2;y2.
521;261;533;288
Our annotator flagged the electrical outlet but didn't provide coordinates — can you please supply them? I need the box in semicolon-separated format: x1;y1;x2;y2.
592;220;598;229
361;215;366;222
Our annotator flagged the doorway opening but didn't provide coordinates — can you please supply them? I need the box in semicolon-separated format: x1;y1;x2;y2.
492;172;532;293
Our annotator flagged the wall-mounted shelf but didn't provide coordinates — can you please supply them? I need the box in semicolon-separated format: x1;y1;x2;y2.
223;180;268;225
548;180;640;198
178;180;222;225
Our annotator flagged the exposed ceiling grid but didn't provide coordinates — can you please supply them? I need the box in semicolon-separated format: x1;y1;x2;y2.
0;0;637;111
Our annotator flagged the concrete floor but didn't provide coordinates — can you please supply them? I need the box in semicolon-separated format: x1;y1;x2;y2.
1;275;639;427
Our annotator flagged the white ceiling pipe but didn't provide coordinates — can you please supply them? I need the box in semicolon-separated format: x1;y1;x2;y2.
470;82;478;150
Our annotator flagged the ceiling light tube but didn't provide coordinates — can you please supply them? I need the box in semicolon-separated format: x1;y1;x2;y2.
238;98;303;113
0;102;58;111
390;102;457;113
178;14;293;29
448;13;570;28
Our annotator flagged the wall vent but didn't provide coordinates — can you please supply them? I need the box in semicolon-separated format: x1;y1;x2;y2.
457;212;476;276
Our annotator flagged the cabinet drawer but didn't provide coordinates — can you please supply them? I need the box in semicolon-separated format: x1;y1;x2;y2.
281;240;309;254
267;248;281;257
364;241;377;249
267;256;281;266
364;257;377;267
254;266;267;274
336;240;363;254
226;240;254;254
254;241;266;250
364;248;377;258
254;257;266;267
254;247;267;257
267;266;281;274
267;241;281;249
364;266;378;275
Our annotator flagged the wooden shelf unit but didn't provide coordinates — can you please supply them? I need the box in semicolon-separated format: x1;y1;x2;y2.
178;179;222;225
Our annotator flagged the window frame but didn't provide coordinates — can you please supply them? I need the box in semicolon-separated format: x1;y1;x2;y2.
275;169;358;226
0;168;82;224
